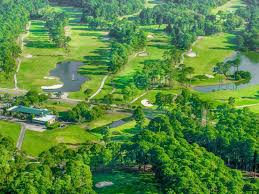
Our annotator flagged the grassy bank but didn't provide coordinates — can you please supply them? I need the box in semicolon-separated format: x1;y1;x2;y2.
0;121;21;144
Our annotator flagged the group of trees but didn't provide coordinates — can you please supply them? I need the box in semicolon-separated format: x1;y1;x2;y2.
154;89;258;173
134;47;194;89
63;102;104;122
0;135;95;193
0;0;47;76
109;21;146;73
236;0;259;51
44;10;71;48
139;0;243;50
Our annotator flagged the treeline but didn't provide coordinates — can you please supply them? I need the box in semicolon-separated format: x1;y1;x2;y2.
139;1;243;50
109;21;146;73
236;0;259;51
155;90;258;172
49;0;145;20
44;10;71;48
0;0;47;76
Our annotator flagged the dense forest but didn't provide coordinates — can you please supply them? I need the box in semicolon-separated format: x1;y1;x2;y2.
0;0;47;76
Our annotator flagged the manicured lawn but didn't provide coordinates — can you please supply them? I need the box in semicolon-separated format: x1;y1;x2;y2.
22;111;130;156
22;124;99;156
16;6;109;100
185;33;236;75
0;121;21;144
93;170;161;194
195;85;259;106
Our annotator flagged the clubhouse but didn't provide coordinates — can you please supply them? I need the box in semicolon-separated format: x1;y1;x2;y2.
7;105;56;125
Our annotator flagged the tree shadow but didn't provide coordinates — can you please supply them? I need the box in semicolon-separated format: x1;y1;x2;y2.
26;41;55;49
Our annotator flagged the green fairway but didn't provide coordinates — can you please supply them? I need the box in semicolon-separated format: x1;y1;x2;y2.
22;124;99;156
185;33;236;75
16;6;109;100
22;111;130;156
0;121;20;144
93;170;161;194
195;85;259;106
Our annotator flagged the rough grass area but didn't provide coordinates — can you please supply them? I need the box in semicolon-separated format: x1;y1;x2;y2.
93;170;161;194
0;121;21;144
185;33;236;75
15;6;109;100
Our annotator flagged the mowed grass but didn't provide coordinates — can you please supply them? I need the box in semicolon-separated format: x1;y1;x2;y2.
22;111;130;156
211;0;245;14
17;6;109;100
185;33;236;75
195;85;259;106
93;170;161;194
22;124;99;156
0;121;21;144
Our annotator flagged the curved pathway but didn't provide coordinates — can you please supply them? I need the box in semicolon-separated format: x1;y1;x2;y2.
89;74;109;100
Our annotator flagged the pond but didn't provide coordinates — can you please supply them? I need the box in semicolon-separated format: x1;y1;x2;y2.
194;54;259;93
43;61;88;93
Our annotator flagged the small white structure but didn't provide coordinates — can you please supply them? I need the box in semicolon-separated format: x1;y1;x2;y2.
95;181;114;188
141;99;154;107
33;115;56;125
41;84;63;90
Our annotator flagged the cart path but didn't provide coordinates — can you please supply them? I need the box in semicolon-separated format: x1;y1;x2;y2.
89;75;109;100
16;123;26;150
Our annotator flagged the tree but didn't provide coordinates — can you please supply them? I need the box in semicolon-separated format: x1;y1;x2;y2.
133;106;145;128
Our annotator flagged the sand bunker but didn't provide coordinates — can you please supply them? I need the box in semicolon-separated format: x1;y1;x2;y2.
44;76;56;80
141;99;154;107
186;49;197;57
95;181;114;188
205;74;215;79
138;51;148;57
103;37;110;41
41;84;63;90
197;36;204;40
147;34;154;39
25;54;33;58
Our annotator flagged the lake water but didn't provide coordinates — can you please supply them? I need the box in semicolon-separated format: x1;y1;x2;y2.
43;61;88;93
194;54;259;93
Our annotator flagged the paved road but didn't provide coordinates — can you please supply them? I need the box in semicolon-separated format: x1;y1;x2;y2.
16;123;26;150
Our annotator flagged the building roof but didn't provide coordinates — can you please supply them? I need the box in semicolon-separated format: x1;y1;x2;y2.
33;115;56;123
8;106;50;116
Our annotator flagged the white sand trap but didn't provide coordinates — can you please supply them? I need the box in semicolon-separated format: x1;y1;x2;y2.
186;49;197;57
25;54;33;58
44;76;56;80
95;181;114;188
138;52;148;57
197;36;204;40
103;37;110;41
147;34;154;39
41;84;63;90
205;74;215;79
141;99;153;107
